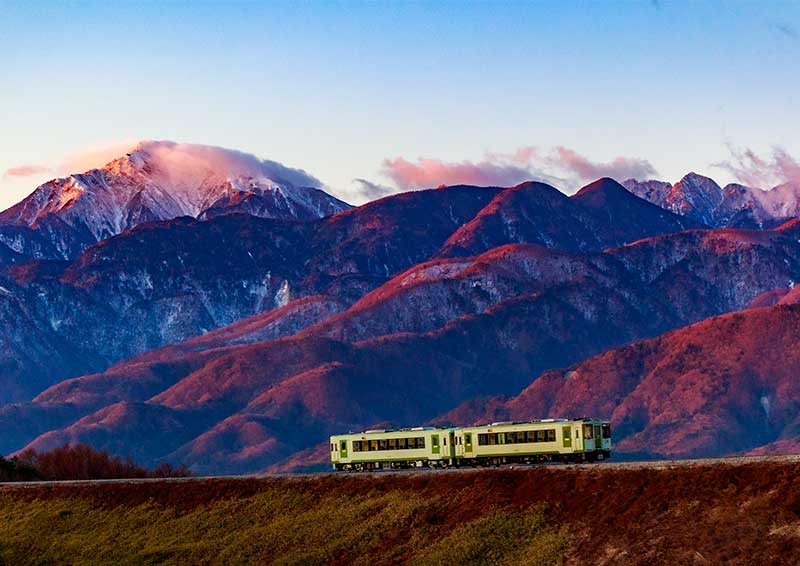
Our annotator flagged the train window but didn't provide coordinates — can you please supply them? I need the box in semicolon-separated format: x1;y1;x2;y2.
583;425;593;439
534;430;544;443
340;440;347;451
547;429;556;442
379;439;388;450
602;424;611;439
388;438;397;450
369;440;379;451
418;437;425;449
478;434;486;446
443;437;446;446
352;441;360;452
517;431;527;443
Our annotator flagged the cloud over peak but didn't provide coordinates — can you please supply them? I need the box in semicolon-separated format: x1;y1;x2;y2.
713;145;800;188
130;141;322;188
3;140;322;190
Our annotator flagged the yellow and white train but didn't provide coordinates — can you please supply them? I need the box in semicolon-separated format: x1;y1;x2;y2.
330;418;611;471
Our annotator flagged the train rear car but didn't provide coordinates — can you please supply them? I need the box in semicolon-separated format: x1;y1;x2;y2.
330;427;454;471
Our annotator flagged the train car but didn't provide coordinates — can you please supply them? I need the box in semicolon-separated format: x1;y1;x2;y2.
330;418;610;470
455;418;611;465
330;427;455;471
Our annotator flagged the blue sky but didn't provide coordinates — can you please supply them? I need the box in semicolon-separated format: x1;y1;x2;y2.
1;1;799;208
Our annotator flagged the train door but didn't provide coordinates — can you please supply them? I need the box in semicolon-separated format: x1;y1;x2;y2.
331;440;339;466
583;424;595;452
448;430;457;462
431;434;440;458
454;431;464;458
464;432;473;455
562;426;572;450
339;439;348;460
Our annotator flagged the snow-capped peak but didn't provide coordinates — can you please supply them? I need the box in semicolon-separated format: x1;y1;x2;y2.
109;141;322;191
623;172;800;228
0;140;350;257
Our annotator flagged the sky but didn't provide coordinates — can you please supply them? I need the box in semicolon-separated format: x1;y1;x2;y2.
1;1;799;209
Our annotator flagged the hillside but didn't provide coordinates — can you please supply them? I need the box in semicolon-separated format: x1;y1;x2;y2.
2;460;800;565
441;304;800;459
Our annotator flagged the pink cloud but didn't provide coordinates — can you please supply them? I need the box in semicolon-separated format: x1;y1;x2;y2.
381;157;534;190
713;146;800;188
3;141;140;183
548;146;657;181
379;146;658;194
3;164;51;177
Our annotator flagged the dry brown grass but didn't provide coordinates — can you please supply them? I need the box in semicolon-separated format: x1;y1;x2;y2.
2;461;800;564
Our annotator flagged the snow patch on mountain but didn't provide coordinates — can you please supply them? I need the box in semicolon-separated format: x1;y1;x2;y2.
623;174;800;228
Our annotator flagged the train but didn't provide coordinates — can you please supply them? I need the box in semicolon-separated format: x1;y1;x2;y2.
330;418;611;471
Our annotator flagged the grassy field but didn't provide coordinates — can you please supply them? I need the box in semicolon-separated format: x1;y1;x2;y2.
2;461;800;565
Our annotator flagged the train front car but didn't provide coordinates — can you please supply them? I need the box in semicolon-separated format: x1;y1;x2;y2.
456;418;611;465
330;427;454;471
581;418;612;461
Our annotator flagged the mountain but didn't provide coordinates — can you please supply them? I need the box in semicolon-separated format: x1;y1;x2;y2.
441;303;800;459
6;160;800;474
0;179;707;407
438;178;698;257
623;173;800;228
7;226;800;472
0;141;351;262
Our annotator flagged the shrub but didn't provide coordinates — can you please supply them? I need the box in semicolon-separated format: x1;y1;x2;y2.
2;444;192;482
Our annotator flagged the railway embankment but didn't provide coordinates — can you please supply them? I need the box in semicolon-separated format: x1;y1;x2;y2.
1;459;799;564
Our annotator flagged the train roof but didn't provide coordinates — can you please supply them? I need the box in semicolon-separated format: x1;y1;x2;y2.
332;417;610;437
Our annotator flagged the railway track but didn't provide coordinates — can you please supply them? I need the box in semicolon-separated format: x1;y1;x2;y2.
2;453;799;488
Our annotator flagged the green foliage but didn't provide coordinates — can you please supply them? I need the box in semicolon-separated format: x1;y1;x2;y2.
0;488;566;566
